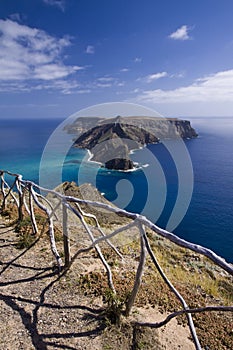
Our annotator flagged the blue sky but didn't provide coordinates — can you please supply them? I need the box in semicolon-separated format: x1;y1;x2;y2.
1;0;233;118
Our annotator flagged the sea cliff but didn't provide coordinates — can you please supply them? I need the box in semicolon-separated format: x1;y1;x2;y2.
65;116;198;170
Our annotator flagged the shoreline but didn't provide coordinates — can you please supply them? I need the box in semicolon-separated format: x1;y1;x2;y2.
84;148;143;172
85;148;148;173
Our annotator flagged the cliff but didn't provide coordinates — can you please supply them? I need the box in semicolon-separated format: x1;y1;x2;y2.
66;116;198;170
65;116;198;139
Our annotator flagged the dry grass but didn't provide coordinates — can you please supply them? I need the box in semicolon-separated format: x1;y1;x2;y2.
0;194;232;349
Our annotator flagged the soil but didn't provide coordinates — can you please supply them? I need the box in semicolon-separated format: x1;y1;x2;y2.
0;207;232;350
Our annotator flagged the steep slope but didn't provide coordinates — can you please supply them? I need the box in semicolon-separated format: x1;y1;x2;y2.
73;120;159;170
67;116;198;170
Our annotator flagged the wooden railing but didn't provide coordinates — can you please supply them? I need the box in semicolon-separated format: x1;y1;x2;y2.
0;169;232;350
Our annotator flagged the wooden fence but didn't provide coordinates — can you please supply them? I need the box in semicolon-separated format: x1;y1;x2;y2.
0;169;232;350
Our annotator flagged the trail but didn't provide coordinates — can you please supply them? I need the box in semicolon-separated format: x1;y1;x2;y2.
0;214;196;350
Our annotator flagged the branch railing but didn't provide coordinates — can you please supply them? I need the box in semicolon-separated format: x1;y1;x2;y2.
0;170;232;350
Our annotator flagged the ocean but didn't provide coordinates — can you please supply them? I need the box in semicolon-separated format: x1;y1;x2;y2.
0;117;232;263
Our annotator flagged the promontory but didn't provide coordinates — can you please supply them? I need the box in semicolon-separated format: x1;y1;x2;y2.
64;116;198;170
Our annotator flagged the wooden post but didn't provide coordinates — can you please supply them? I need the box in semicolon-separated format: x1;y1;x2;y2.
125;224;146;316
16;177;24;222
28;185;38;235
30;187;62;269
63;203;70;268
0;172;6;211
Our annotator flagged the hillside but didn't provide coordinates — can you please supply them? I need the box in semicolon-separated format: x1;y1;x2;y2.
65;116;198;170
65;116;198;140
0;182;232;350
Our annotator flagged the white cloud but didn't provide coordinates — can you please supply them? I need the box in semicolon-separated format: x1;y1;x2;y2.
138;71;184;84
120;68;129;72
76;89;91;94
144;72;168;83
92;76;124;89
169;25;191;41
86;45;95;54
134;69;233;104
97;77;114;82
170;72;185;79
34;79;80;94
96;83;112;88
0;19;82;93
34;64;81;80
43;0;66;11
0;81;30;93
134;57;142;63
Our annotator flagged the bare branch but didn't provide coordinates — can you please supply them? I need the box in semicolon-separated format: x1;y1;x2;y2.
30;187;62;269
15;177;24;222
28;184;38;235
125;223;147;316
142;231;201;349
0;169;232;348
62;202;70;268
65;201;116;293
74;202;124;259
22;180;232;276
0;175;19;209
135;305;233;328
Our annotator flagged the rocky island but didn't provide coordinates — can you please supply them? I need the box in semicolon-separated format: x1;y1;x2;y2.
65;116;198;170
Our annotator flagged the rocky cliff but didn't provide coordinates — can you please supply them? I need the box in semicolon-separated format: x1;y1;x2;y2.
65;116;198;139
66;116;197;170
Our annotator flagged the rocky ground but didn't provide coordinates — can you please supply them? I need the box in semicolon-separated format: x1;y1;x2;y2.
0;199;232;350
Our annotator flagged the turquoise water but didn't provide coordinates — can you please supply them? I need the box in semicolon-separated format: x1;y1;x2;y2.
0;117;232;262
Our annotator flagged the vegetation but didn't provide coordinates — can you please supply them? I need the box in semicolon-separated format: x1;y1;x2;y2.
0;173;232;349
69;236;233;349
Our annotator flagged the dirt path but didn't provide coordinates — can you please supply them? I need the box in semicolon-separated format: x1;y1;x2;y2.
0;218;104;350
0;216;197;349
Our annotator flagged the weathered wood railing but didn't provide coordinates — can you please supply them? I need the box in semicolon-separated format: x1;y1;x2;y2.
0;169;232;350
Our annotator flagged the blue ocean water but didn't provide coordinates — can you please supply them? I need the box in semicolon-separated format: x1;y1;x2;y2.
0;117;232;263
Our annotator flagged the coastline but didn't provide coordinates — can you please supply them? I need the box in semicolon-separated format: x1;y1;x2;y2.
86;149;103;166
1;117;232;262
85;148;147;173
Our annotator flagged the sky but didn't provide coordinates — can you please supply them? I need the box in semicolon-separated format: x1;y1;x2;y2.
1;0;233;119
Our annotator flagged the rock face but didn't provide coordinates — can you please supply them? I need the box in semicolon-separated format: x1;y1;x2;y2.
66;116;198;170
105;158;134;171
65;116;198;139
73;119;159;170
73;120;158;149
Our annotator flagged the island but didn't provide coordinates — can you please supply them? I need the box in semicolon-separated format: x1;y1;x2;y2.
65;116;198;170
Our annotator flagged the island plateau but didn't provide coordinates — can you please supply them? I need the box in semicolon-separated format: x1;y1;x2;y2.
65;116;198;170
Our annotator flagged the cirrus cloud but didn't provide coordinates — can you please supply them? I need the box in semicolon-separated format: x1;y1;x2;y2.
43;0;66;12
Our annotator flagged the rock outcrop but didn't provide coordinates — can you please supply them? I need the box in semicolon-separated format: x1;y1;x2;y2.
66;116;198;170
105;158;134;171
49;181;130;226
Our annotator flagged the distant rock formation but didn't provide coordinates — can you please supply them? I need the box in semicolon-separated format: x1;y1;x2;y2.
105;158;134;171
72;119;159;170
65;116;198;170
